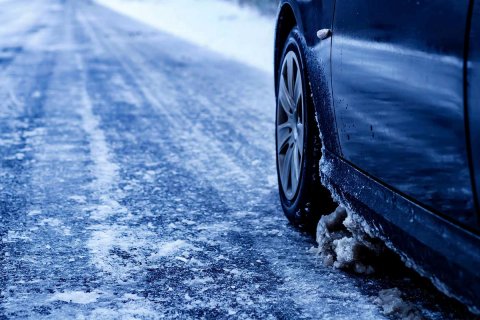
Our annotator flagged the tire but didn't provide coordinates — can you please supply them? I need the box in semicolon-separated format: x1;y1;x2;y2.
275;28;336;231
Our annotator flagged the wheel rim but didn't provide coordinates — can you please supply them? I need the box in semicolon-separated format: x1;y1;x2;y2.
277;51;305;201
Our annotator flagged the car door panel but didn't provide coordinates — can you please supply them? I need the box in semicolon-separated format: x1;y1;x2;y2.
331;0;476;226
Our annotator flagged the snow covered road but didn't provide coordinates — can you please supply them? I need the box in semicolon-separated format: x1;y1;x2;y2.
0;0;473;318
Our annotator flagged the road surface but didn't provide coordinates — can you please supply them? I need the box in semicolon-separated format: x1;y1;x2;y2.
0;0;473;318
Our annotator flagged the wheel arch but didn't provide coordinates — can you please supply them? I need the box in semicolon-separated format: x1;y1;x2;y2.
274;2;303;96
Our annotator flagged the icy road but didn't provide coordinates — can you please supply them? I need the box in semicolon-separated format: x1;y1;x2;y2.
0;0;474;319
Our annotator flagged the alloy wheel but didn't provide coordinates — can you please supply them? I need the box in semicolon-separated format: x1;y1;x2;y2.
277;51;305;201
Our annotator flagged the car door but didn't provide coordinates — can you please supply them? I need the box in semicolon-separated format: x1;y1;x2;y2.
331;0;477;226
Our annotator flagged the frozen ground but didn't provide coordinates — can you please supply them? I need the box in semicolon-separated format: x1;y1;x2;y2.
0;0;475;318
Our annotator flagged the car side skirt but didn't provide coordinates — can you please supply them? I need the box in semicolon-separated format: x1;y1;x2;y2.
320;148;480;312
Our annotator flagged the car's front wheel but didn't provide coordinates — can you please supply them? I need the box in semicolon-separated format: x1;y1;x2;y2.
275;28;335;231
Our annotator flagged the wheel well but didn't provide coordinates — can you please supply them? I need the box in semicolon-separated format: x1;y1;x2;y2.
275;4;297;94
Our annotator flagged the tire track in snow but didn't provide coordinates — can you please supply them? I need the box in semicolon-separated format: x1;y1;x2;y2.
61;7;160;316
76;73;154;286
75;52;128;271
0;2;101;316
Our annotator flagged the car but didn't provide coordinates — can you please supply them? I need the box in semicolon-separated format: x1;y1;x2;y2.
274;0;480;313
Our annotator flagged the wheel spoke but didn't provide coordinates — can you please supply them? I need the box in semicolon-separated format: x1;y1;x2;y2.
279;76;293;115
287;56;294;95
281;146;293;191
296;123;304;153
294;69;303;104
277;123;292;152
291;145;299;187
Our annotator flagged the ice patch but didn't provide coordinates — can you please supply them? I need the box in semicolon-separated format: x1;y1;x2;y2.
49;291;101;304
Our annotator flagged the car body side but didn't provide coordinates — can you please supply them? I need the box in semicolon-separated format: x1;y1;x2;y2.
275;0;480;311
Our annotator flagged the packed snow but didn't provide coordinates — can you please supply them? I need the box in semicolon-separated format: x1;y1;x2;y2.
314;206;382;274
95;0;275;73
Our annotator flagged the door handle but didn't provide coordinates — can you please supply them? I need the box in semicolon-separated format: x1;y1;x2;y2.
317;29;332;41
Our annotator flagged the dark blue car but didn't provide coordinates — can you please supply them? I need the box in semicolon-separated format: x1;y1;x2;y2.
274;0;480;312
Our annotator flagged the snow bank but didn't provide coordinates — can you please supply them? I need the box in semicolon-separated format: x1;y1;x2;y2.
94;0;275;73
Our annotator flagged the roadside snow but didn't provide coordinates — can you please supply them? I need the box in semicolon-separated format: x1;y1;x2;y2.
94;0;275;73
